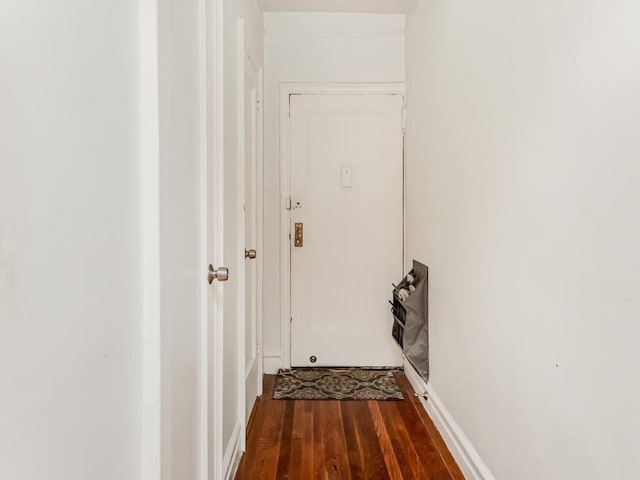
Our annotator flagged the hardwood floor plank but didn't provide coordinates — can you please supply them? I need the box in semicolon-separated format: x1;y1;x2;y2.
378;400;428;480
393;379;453;480
321;401;352;480
236;374;465;480
236;376;286;480
235;400;265;479
395;374;465;480
341;401;365;480
368;401;403;480
312;401;325;480
288;400;306;479
274;399;295;480
352;401;390;480
245;394;260;438
301;401;314;479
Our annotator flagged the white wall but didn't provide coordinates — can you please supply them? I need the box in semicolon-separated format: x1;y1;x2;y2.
405;0;640;478
0;1;141;478
262;13;406;371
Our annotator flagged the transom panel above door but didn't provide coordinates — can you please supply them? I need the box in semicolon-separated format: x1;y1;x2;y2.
288;92;404;367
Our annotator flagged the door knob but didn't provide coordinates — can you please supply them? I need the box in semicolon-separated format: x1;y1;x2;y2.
208;265;229;284
245;249;257;259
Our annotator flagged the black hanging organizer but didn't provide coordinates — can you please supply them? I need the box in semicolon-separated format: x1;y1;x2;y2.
390;289;407;347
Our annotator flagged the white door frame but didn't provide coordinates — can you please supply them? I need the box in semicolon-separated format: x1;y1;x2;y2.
236;18;265;454
220;18;249;480
205;0;225;478
139;0;162;478
256;67;264;398
235;18;247;459
241;48;265;400
279;83;406;370
240;18;265;411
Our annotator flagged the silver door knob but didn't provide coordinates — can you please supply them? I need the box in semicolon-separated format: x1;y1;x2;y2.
208;265;229;284
245;249;257;259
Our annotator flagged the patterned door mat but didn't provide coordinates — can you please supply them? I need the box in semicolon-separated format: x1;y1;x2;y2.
272;368;404;400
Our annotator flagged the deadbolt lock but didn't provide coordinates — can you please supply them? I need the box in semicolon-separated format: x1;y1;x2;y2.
294;223;303;247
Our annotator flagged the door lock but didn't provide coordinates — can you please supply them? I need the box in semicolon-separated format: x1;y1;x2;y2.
294;223;303;247
208;265;229;284
245;249;257;259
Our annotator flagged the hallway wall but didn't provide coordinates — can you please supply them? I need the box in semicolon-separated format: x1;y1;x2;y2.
262;12;406;371
0;1;142;478
405;0;640;478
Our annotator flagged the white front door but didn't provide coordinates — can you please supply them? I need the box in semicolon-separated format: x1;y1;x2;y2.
243;54;261;422
289;93;404;367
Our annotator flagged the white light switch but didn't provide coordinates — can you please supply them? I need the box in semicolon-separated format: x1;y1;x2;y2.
340;164;353;187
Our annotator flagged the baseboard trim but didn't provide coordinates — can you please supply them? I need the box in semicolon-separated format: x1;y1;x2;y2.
223;420;244;480
263;354;282;374
403;358;495;480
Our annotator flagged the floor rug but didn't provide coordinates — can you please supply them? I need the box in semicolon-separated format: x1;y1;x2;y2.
272;368;404;400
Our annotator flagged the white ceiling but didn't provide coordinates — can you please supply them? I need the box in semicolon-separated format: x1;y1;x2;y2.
259;0;416;14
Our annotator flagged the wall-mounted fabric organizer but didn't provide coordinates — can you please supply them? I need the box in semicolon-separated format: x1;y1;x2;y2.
391;260;429;381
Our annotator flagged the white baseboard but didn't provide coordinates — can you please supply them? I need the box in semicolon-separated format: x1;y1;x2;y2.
403;358;495;480
263;354;282;374
402;357;429;396
223;420;244;480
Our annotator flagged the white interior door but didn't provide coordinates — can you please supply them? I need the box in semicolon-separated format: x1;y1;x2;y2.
289;93;404;367
243;54;261;422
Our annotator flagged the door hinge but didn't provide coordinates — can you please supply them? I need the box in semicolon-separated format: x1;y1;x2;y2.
401;100;407;136
256;97;261;112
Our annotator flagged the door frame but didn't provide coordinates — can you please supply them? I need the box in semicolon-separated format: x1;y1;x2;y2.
237;19;265;445
241;49;265;401
139;0;162;478
205;0;225;478
279;82;406;370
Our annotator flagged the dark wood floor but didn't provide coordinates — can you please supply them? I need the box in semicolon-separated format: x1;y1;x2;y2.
235;373;464;480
